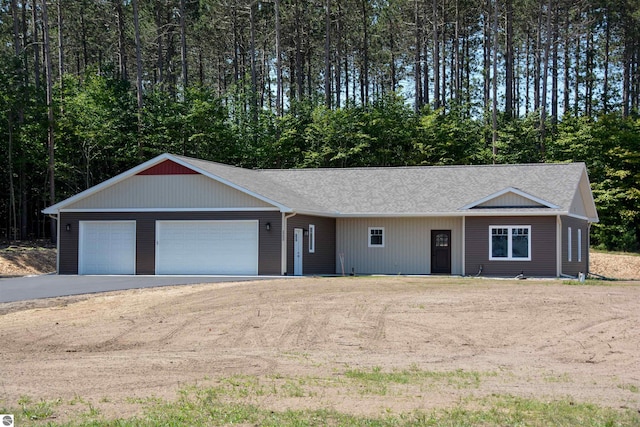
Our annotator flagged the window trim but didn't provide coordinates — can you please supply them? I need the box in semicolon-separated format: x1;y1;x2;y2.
568;227;572;262
577;229;582;262
489;225;531;261
308;224;315;253
368;227;385;248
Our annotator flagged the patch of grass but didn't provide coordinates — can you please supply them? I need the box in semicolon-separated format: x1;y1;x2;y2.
17;395;59;421
281;379;306;397
617;383;639;393
544;372;572;383
344;366;484;391
6;390;640;426
562;279;617;286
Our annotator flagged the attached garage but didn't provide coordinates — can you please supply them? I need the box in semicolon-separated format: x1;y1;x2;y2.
78;221;136;275
155;220;259;275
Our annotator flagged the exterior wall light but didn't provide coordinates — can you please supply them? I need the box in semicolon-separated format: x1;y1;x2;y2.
265;222;271;231
66;224;71;232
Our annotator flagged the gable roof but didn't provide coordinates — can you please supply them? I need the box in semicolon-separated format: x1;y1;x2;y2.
44;154;599;222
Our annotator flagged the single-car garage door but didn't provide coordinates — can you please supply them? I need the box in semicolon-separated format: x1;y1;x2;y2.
156;220;259;275
79;221;136;275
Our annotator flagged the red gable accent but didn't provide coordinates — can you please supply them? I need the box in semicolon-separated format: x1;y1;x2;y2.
137;160;199;175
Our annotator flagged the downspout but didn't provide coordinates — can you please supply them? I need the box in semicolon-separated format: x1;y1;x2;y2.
556;215;562;277
461;216;466;276
282;212;297;275
586;222;591;276
47;213;60;274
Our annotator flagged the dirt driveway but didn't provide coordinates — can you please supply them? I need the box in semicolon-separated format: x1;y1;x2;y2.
1;277;639;422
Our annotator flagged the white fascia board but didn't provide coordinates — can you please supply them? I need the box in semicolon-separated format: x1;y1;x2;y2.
60;207;280;213
336;210;565;218
290;209;339;218
459;187;560;210
42;153;175;214
168;155;292;213
566;212;599;223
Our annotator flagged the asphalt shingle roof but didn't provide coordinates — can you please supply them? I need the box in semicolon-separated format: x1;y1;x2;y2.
175;155;588;216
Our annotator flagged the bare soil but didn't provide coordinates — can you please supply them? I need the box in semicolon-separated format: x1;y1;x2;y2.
590;251;640;280
0;243;56;277
1;244;639;422
1;277;639;423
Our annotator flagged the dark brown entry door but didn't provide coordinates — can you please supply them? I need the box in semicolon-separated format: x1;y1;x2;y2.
431;230;451;274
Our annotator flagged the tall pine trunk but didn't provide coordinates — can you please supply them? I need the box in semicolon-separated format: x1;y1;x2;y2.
505;0;514;118
325;0;331;108
275;0;283;115
41;0;56;242
433;0;440;109
132;0;144;157
414;0;422;111
180;0;188;89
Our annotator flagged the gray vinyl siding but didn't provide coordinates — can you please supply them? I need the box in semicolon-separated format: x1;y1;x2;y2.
336;217;463;275
561;216;589;277
58;211;281;275
286;215;336;275
465;216;556;277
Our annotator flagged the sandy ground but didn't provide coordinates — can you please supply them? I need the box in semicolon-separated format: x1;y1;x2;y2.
1;244;639;422
590;251;640;280
1;277;639;423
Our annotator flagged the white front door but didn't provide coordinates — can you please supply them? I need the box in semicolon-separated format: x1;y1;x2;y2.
294;228;303;276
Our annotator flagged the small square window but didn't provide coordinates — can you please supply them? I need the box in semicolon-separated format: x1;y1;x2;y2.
368;227;385;247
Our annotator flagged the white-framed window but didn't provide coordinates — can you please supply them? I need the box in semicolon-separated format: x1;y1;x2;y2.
568;227;572;262
489;226;531;261
368;227;385;247
578;229;582;262
308;224;315;253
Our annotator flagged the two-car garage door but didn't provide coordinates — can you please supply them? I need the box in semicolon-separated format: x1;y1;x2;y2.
78;220;258;275
155;220;258;275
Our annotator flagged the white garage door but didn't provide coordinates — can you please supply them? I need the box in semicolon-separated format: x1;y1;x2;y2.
156;220;258;275
79;221;136;275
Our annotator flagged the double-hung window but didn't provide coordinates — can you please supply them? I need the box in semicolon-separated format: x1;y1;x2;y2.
368;227;385;247
489;226;531;261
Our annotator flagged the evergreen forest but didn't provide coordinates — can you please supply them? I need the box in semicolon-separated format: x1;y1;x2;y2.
1;0;639;251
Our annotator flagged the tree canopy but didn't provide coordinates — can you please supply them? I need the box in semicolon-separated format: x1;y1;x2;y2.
0;0;639;252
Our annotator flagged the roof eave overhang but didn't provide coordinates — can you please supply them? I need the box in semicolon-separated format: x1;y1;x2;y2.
334;210;567;218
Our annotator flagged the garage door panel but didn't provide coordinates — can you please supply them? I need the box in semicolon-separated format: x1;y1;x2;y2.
156;221;258;275
79;221;136;275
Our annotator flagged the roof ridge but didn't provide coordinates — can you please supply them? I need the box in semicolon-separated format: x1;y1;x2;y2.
258;162;583;173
